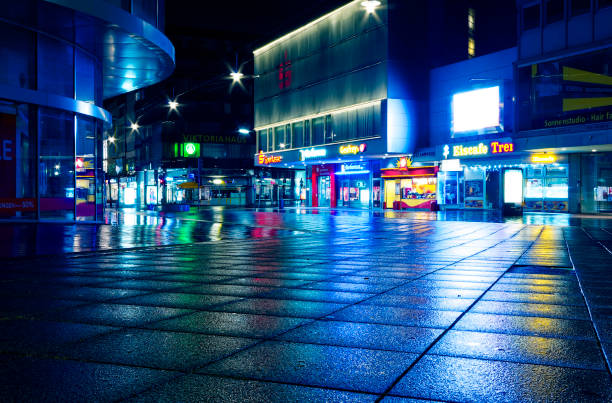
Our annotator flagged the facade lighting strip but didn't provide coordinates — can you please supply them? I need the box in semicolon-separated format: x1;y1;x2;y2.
254;99;384;131
253;0;363;55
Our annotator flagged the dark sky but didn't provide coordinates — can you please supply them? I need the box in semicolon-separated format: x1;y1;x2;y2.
166;0;348;50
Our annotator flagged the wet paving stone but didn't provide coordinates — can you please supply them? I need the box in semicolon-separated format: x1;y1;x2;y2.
59;329;256;371
330;305;462;328
2;210;612;400
148;310;309;338
0;355;179;402
431;330;606;370
199;340;420;394
276;320;444;353
127;374;377;402
389;355;612;402
453;312;596;340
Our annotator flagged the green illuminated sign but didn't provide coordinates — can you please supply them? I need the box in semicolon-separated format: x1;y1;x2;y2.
176;142;200;158
185;143;197;155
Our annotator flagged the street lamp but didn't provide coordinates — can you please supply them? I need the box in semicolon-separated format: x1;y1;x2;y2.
238;128;251;135
361;0;381;13
230;71;245;83
130;121;140;131
168;99;179;111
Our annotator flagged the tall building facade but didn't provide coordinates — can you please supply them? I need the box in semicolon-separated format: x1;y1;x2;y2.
515;0;612;214
0;0;174;221
253;0;515;209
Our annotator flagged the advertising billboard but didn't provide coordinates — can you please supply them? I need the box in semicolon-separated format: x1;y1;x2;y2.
518;48;612;130
452;86;502;134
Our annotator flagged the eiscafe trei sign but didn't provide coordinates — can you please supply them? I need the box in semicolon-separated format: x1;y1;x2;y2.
441;138;515;159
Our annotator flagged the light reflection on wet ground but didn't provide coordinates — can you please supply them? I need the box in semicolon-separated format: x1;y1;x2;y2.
1;207;612;257
1;207;612;401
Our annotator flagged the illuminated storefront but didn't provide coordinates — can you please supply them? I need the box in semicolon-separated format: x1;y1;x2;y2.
382;158;438;209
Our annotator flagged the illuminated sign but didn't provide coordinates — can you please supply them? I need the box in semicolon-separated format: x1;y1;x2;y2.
446;139;514;158
339;143;367;155
441;159;462;171
337;163;369;176
185;143;197;156
258;151;283;165
278;50;292;90
452;86;501;133
531;154;556;164
299;147;327;160
395;157;412;169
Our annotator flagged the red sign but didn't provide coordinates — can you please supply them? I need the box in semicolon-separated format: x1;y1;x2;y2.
278;50;292;90
0;113;16;199
258;151;282;165
490;141;514;154
0;198;36;213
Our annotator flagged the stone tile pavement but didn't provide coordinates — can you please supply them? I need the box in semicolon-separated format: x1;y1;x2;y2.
1;211;612;401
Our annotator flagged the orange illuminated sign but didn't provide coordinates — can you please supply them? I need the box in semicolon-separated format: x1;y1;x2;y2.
258;151;282;165
531;154;556;164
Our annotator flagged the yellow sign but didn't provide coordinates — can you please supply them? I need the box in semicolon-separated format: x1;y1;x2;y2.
531;154;556;164
339;143;367;155
178;182;199;189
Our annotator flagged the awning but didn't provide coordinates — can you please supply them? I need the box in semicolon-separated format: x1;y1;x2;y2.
177;182;199;189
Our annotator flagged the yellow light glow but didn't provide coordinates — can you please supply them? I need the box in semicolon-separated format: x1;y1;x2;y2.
531;154;556;164
212;179;225;185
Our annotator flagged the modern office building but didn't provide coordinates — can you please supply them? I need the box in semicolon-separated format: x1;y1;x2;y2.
252;0;516;209
422;0;612;215
514;0;612;214
0;0;174;221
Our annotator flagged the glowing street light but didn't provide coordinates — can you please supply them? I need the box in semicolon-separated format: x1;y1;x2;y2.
230;71;245;83
168;100;179;110
108;136;116;143
130;121;140;131
238;128;250;135
361;0;381;13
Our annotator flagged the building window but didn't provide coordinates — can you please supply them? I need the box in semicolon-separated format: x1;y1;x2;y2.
312;117;324;146
571;0;591;15
257;130;267;152
468;37;475;58
37;36;74;99
468;8;476;34
523;4;540;29
292;121;304;149
273;125;285;150
0;23;35;90
546;0;565;23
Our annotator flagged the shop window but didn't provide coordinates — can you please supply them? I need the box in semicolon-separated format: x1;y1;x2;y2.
571;0;591;15
76;116;96;221
284;124;292;149
546;0;565;23
38;36;74;99
523;4;540;30
0;23;35;90
0;102;37;219
39;108;75;220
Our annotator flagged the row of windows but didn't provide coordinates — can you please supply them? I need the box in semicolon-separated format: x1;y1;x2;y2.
523;0;612;30
0;22;102;105
257;104;381;153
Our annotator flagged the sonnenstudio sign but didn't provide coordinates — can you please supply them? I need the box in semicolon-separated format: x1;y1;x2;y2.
183;134;249;144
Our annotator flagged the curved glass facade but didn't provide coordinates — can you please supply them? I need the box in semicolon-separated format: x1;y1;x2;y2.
0;0;171;221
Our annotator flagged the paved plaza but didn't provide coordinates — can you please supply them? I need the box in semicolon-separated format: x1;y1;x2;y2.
1;208;612;401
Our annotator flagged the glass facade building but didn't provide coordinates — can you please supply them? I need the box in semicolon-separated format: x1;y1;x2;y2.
0;0;174;221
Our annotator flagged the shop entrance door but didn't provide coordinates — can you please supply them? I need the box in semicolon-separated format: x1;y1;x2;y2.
318;175;331;207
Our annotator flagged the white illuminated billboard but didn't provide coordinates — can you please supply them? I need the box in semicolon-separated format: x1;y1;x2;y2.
504;169;523;204
452;86;501;133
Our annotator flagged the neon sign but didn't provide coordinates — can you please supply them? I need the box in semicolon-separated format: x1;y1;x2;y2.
339;143;367;155
299;147;326;160
531;154;556;164
278;50;292;90
447;140;514;158
258;151;283;165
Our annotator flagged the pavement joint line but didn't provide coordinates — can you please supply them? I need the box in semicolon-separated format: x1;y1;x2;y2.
173;225;528;395
564;228;612;379
374;225;544;402
118;370;383;403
